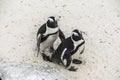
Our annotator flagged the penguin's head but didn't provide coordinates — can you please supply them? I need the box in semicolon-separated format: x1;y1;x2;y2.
71;29;84;41
47;16;58;28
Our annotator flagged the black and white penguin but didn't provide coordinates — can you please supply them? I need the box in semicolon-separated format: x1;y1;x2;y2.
51;29;85;71
36;16;65;61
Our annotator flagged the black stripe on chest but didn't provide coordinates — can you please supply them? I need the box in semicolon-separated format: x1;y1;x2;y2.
70;41;85;55
41;31;59;43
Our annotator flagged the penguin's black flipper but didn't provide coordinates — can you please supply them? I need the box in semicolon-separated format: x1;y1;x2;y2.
37;36;41;57
36;24;46;57
37;34;44;57
59;29;65;42
37;23;46;37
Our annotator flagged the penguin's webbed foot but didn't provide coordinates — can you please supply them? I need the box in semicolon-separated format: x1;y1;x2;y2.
42;53;52;62
73;59;82;64
68;66;78;71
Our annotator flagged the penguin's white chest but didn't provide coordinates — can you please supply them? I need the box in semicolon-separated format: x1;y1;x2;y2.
72;39;85;59
40;33;59;51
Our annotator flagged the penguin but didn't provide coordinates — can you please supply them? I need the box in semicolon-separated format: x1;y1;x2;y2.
36;16;65;61
51;29;85;71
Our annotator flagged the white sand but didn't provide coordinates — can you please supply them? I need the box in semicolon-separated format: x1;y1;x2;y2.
0;0;120;80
